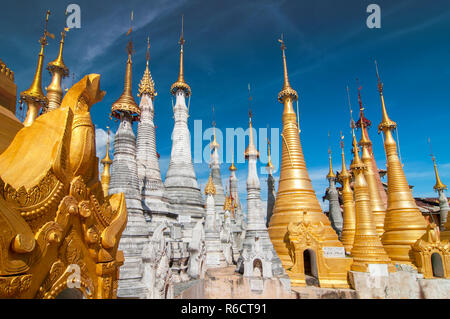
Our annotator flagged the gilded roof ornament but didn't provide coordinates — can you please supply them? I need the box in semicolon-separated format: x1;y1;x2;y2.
138;37;157;98
277;34;298;103
170;15;191;96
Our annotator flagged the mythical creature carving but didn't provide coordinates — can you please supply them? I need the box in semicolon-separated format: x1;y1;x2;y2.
0;74;127;298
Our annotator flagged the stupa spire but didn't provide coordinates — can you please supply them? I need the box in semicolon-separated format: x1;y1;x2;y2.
20;10;51;127
326;132;336;179
101;126;113;197
339;132;356;253
359;118;386;236
138;37;157;98
46;26;69;112
111;16;140;120
170;15;191;96
375;61;427;264
277;34;298;103
245;84;259;158
429;139;449;229
269;36;344;270
266;137;274;169
350;131;395;273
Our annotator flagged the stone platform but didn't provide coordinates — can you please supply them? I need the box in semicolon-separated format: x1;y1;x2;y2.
174;266;450;299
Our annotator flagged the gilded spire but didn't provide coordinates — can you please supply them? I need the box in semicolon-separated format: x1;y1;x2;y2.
375;61;427;264
350;128;395;272
269;37;344;271
21;10;51;126
170;15;191;96
359;119;386;236
432;155;447;191
111;13;140;120
211;105;220;150
47;28;69;76
277;34;298;103
138;37;157;98
327;132;336;179
375;61;397;132
229;151;237;171
205;166;216;195
339;132;356;253
46;28;70;112
244;86;259;159
266;138;274;169
357;86;371;148
101;126;113;197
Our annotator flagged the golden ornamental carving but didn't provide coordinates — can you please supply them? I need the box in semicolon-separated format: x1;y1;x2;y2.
0;74;127;298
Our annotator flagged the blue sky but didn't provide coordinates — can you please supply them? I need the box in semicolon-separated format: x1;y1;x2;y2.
2;0;450;211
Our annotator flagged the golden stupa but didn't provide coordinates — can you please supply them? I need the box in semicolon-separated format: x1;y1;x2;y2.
268;36;351;288
376;63;427;264
45;28;69;112
20;11;50;127
339;133;356;253
350;129;395;272
100;126;113;197
358;91;387;237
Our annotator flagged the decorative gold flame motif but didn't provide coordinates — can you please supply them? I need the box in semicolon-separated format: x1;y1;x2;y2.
376;63;427;264
268;36;344;269
350;132;395;272
339;133;356;253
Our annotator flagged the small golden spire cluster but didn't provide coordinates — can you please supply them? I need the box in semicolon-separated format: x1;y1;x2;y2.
138;37;157;98
266;138;274;169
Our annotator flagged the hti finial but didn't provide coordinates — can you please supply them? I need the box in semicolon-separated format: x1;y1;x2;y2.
428;137;435;163
146;37;150;65
126;11;134;55
179;14;185;46
278;33;286;51
347;85;356;129
340;131;345;151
